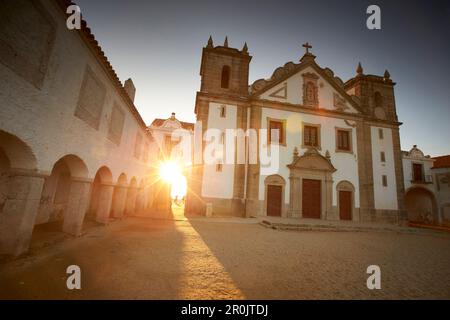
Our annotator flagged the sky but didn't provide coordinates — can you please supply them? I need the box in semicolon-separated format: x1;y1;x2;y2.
75;0;450;156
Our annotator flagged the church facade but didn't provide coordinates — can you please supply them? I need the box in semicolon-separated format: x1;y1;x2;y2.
186;38;406;224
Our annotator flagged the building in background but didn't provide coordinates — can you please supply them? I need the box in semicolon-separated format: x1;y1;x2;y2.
402;146;450;226
148;112;194;165
402;145;438;224
187;37;406;224
148;113;193;203
431;155;450;225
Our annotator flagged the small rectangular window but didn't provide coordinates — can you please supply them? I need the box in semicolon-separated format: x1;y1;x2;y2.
220;105;226;118
378;128;384;140
304;125;319;147
336;129;351;151
268;119;285;145
382;175;388;187
412;163;424;182
380;151;386;162
221;66;230;89
216;162;223;172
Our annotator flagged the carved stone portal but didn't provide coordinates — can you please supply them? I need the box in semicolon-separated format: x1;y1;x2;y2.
287;148;336;219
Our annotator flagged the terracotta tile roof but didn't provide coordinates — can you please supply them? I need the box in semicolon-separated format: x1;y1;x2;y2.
432;155;450;169
56;0;148;131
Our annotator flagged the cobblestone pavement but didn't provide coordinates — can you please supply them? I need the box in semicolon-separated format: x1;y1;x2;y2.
0;217;449;299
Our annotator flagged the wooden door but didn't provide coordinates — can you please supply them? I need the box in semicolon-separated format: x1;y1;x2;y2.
339;191;352;220
413;163;423;182
267;185;282;217
302;179;321;219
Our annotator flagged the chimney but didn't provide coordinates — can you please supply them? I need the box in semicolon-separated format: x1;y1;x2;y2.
124;78;136;102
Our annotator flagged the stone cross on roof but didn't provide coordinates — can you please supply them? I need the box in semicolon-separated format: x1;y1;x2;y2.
302;42;312;54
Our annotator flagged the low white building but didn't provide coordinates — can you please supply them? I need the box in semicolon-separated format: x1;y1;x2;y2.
431;155;450;225
148;112;194;167
402;146;450;225
0;0;158;256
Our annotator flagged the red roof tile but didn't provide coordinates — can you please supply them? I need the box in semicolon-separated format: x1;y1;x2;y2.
432;155;450;169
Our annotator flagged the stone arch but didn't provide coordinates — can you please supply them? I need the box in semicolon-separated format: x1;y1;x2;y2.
264;174;286;217
111;173;128;219
125;177;138;216
0;130;37;170
89;166;114;224
336;180;356;221
405;186;438;224
36;155;89;226
0;130;43;255
265;174;286;185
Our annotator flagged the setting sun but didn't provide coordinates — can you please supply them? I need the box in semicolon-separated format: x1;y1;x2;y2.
159;161;187;198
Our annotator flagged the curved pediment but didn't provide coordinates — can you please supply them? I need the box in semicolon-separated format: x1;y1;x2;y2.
251;61;362;114
287;148;336;172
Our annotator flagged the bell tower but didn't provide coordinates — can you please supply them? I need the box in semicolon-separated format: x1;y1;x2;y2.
186;37;251;217
199;36;251;97
344;63;398;122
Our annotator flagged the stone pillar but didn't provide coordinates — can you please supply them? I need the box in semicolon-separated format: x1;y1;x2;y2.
135;187;144;215
95;184;114;224
0;171;45;256
356;121;375;222
288;175;301;217
245;105;262;218
111;186;127;219
62;178;91;236
125;186;137;216
324;175;335;220
392;126;407;224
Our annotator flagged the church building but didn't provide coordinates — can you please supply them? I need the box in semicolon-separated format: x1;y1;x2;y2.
186;37;406;224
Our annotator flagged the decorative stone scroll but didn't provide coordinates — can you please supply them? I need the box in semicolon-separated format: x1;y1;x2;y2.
333;93;349;111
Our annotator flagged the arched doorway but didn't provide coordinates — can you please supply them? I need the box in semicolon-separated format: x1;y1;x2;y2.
264;175;286;217
88;166;113;224
405;187;438;224
0;130;42;256
336;181;355;221
34;154;89;238
111;173;128;219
